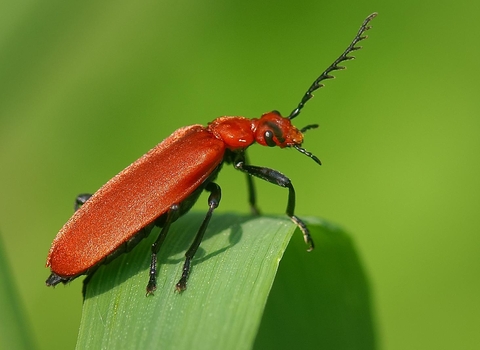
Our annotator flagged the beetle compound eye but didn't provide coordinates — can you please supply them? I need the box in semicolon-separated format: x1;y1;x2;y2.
264;130;277;147
263;121;286;147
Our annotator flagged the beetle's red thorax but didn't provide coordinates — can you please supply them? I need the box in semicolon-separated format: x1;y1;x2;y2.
207;117;255;150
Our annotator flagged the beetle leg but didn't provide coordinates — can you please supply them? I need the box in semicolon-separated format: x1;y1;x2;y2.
45;272;70;286
74;193;92;211
244;152;261;216
234;159;314;251
146;204;180;295
176;182;221;292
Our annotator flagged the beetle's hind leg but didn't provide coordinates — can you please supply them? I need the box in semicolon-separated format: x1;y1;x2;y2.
175;182;221;292
146;205;180;295
75;193;92;211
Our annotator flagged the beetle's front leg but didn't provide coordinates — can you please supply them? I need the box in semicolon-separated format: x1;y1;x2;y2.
234;156;314;251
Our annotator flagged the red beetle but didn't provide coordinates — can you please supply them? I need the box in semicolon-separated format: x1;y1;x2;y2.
46;13;376;295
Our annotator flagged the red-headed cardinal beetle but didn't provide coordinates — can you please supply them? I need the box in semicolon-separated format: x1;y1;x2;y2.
46;13;376;295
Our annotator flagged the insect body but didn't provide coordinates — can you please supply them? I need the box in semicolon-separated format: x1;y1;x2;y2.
46;13;376;295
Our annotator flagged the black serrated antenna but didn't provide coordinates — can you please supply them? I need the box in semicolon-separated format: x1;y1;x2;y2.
288;13;377;120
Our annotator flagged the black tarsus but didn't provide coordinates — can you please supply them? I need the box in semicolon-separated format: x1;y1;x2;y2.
288;13;377;120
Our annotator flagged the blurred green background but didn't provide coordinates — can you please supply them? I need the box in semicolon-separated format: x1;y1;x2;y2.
1;0;479;349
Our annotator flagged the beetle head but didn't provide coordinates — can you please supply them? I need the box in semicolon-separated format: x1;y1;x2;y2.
253;111;321;165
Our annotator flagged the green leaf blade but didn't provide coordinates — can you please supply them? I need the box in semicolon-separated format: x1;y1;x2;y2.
77;213;375;350
77;213;297;350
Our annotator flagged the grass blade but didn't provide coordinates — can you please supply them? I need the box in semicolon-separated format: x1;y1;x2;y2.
0;233;37;349
77;213;375;349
